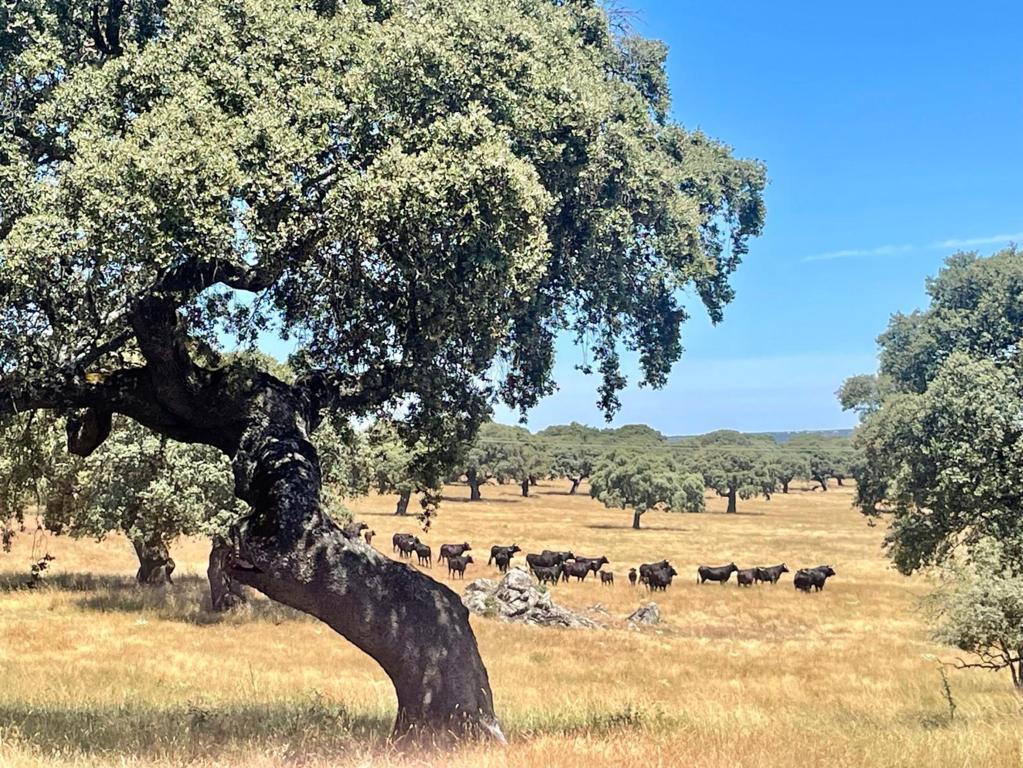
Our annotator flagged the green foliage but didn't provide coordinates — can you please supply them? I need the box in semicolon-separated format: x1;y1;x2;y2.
836;374;890;419
2;0;766;471
849;249;1023;572
785;433;857;490
0;413;246;547
927;540;1023;689
589;450;704;527
456;422;551;497
310;415;370;522
769;450;809;492
695;445;775;512
365;419;442;514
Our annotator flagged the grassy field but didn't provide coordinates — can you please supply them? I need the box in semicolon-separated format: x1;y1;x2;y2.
0;480;1019;767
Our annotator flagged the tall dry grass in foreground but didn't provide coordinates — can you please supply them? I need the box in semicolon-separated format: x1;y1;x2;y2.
0;482;1019;767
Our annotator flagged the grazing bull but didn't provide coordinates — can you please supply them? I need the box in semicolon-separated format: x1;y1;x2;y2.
574;555;610;573
488;544;521;565
698;563;739;584
638;560;671;587
646;565;678;592
736;568;756;587
447;554;474;579
562;560;593;582
628;568;638;587
533;563;563;586
392;533;417;554
364;530;376;547
439;542;471;564
542;550;576;563
526;551;574;573
794;565;836;592
754;563;789;584
494;551;512;573
600;571;614;586
414;542;432;568
396;535;420;559
342;521;368;539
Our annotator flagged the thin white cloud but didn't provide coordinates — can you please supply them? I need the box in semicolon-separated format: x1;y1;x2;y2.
804;230;1023;263
803;243;914;263
931;232;1023;249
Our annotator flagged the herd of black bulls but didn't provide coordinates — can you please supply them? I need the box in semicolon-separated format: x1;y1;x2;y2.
387;531;836;593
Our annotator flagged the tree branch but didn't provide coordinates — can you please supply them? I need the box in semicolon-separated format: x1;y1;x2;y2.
295;364;407;429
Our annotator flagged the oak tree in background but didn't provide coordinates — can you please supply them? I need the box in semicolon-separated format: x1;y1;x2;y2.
1;0;764;739
493;427;552;497
696;446;775;513
539;422;606;494
770;450;808;494
845;250;1023;690
589;450;705;529
366;420;438;516
785;433;856;491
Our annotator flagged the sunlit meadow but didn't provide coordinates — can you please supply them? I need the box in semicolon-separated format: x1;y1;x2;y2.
1;482;1019;767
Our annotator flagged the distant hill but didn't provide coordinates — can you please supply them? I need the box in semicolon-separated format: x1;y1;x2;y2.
666;429;853;445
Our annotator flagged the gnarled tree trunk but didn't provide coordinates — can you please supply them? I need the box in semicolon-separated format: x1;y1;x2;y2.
395;489;411;516
520;478;529;497
569;477;581;495
208;537;247;611
632;510;643;529
225;386;502;741
467;469;483;501
132;534;175;585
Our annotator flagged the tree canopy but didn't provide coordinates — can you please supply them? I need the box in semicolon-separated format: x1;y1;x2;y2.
589;450;704;529
695;444;775;513
847;249;1023;573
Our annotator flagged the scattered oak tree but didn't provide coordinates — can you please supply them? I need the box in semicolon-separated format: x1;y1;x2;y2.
493;428;551;498
696;447;776;513
366;420;438;516
590;450;704;529
785;434;856;491
770;450;808;494
0;0;764;739
846;250;1023;690
539;423;606;494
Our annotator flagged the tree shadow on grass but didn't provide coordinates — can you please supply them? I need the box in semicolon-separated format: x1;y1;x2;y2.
0;697;393;762
439;495;523;504
0;571;305;626
583;523;691;533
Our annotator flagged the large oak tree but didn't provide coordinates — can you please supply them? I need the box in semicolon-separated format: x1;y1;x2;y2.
846;250;1023;690
0;0;765;740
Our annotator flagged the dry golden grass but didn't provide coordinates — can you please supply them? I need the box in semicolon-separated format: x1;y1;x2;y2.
1;481;1020;767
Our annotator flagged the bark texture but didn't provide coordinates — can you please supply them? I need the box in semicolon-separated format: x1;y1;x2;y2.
467;469;482;501
224;385;503;741
208;537;247;611
395;489;411;516
132;534;175;585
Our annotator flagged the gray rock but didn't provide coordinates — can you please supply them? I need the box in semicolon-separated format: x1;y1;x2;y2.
462;568;603;629
627;602;661;625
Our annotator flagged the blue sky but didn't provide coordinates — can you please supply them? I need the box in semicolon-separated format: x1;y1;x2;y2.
495;0;1023;434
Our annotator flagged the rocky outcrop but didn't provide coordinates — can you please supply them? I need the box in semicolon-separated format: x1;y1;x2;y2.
627;602;661;626
462;569;603;629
